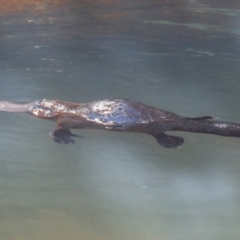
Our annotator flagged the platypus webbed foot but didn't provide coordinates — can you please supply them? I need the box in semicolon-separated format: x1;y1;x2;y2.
152;132;184;148
49;128;83;144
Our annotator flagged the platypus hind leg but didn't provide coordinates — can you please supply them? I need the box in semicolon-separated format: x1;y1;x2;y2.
152;133;184;148
49;128;83;144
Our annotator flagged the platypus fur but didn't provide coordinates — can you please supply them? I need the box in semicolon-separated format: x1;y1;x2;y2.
0;99;240;148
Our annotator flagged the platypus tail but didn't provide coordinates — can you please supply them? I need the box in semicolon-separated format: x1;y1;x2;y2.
0;101;36;112
174;116;240;138
152;116;240;148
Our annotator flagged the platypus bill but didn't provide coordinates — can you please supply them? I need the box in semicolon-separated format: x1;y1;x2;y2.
0;99;240;148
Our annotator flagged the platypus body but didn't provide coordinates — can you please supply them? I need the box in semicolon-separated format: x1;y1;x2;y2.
0;99;240;148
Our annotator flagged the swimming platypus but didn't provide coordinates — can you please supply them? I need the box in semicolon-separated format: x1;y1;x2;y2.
0;99;240;148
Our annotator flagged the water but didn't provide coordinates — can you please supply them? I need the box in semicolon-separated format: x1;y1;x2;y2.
0;0;240;239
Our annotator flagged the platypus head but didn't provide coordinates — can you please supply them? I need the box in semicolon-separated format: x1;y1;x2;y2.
29;99;61;118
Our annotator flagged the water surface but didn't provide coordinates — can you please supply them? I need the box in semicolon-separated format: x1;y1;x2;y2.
0;0;240;239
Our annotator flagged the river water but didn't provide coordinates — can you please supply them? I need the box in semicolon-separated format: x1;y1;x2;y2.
0;0;240;239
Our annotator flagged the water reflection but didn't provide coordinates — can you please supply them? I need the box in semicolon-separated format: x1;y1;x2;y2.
0;0;240;239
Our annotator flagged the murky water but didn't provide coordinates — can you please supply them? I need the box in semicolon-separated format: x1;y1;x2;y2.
0;0;240;239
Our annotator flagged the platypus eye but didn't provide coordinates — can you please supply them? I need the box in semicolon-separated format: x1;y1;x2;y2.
32;104;48;111
29;101;56;118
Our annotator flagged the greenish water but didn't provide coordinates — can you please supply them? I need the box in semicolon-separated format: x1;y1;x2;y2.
0;0;240;239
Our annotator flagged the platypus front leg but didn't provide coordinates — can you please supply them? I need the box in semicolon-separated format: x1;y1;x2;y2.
49;128;83;144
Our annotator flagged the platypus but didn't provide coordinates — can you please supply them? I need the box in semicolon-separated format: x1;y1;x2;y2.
0;99;240;148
